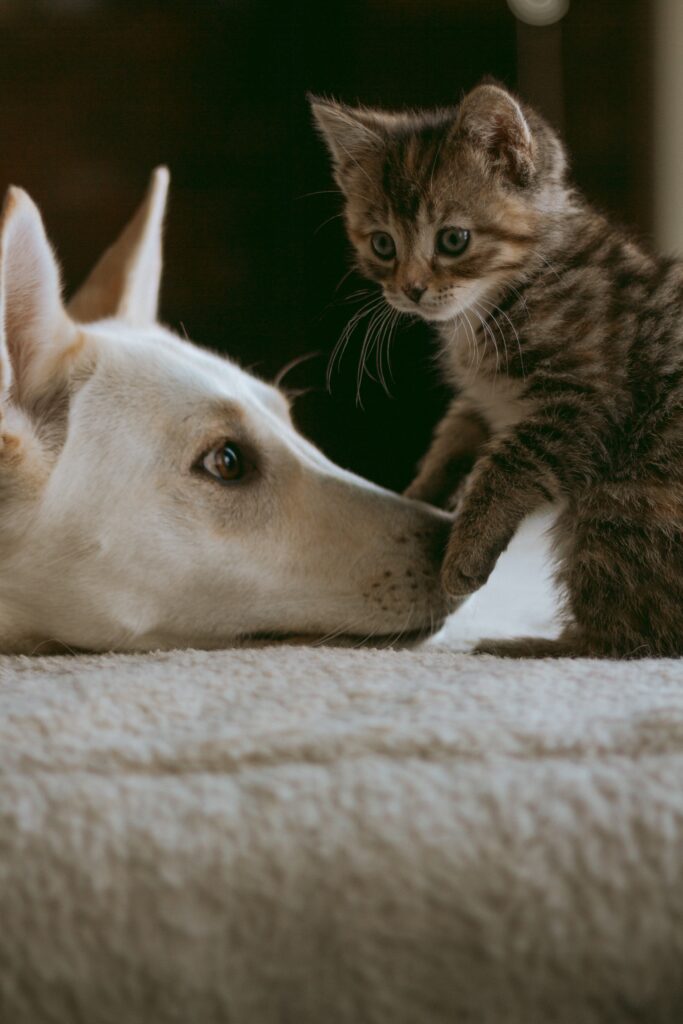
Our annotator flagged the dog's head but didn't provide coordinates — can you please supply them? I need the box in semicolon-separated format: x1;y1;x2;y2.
0;171;451;652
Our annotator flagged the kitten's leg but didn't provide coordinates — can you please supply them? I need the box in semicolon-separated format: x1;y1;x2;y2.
559;485;683;658
441;412;565;597
404;397;488;508
471;484;683;659
472;633;584;658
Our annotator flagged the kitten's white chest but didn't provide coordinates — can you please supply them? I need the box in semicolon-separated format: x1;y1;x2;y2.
439;317;530;433
465;375;529;432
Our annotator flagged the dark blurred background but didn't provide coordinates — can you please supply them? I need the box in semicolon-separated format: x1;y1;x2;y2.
0;0;655;490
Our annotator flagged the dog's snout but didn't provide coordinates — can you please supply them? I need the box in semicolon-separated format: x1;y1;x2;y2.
402;283;427;304
407;510;451;563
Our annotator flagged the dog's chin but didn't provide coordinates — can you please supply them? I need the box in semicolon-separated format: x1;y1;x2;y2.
245;622;444;649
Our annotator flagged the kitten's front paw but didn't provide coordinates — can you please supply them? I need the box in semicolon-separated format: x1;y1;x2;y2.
441;527;498;599
441;553;490;599
404;476;465;511
404;478;435;503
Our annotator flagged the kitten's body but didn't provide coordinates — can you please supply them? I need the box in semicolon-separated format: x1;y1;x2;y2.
312;83;683;658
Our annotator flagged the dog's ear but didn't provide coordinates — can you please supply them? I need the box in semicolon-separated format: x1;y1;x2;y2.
0;187;77;408
68;166;169;326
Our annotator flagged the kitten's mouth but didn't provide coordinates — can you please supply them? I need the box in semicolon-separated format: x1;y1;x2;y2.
384;293;460;323
416;306;462;323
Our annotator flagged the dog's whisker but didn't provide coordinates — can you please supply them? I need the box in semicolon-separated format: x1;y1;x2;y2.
312;613;372;648
28;637;79;657
274;350;322;389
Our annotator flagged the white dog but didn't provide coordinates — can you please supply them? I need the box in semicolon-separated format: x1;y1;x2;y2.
0;169;450;653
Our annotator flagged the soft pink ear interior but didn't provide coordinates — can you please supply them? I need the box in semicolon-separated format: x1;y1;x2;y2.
67;166;169;326
0;187;74;407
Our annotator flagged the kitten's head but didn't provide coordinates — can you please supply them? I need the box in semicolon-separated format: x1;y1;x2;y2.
310;83;567;322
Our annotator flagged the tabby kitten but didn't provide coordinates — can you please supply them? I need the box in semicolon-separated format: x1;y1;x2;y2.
310;82;683;658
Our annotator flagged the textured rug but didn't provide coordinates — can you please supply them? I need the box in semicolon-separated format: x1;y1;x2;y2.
2;513;683;1023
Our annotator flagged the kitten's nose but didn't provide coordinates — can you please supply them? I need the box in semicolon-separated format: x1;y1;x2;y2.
403;284;427;304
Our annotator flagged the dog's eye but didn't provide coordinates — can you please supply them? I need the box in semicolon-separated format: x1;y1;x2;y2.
371;231;396;260
436;227;470;256
200;442;244;483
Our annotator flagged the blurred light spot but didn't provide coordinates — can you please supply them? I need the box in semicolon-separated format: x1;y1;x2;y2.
507;0;569;27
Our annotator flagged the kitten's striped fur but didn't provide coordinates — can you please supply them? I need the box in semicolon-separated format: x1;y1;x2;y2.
311;82;683;658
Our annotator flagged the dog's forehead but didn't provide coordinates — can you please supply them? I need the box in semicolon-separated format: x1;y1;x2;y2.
87;321;288;421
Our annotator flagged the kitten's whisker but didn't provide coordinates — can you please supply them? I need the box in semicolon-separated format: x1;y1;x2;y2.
332;266;356;296
327;295;385;392
476;298;510;376
343;288;373;302
479;299;511;378
356;303;389;403
368;302;395;396
530;248;562;282
483;297;526;380
295;187;368;203
458;310;479;384
331;300;381;384
452;312;468;379
374;308;389;394
471;303;500;381
504;281;531;320
375;305;397;396
314;277;370;324
348;301;384;400
459;311;478;382
463;310;484;383
452;312;467;378
314;212;345;235
385;308;401;385
295;188;344;200
383;308;401;389
475;311;497;380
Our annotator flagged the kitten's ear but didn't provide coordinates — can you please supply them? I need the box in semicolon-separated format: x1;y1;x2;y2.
309;95;386;174
0;187;78;410
455;84;536;187
67;166;169;326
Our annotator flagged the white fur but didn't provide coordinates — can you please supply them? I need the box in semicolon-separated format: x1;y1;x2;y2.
0;171;449;653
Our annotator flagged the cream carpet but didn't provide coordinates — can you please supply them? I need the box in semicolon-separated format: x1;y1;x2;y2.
2;513;683;1023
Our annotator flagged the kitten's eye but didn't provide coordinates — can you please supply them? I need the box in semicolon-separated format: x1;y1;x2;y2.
436;227;470;256
200;442;244;483
371;231;396;260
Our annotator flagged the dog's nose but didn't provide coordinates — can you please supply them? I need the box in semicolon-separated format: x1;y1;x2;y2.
402;284;427;304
